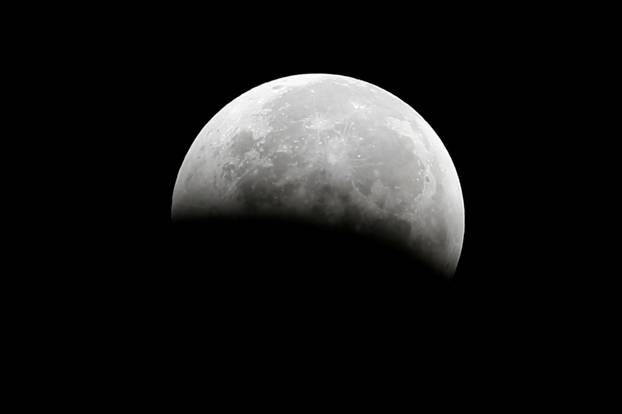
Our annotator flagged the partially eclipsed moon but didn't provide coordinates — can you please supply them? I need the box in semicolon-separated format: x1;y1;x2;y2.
172;74;464;277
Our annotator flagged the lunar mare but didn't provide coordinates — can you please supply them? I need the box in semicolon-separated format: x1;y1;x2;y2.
172;74;464;276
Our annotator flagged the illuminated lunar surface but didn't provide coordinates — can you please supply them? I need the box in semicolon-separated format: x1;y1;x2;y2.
172;74;464;276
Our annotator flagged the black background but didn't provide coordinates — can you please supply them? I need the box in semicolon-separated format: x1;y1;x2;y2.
104;15;535;309
29;4;608;406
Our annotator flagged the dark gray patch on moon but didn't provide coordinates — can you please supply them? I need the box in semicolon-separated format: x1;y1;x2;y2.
229;130;255;157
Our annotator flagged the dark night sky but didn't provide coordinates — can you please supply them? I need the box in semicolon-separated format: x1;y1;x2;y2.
92;10;555;326
93;17;564;346
35;5;606;403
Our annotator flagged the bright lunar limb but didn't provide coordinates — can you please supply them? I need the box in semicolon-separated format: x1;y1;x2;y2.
172;74;464;277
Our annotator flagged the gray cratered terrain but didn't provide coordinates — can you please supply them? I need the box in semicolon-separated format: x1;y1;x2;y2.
172;74;464;277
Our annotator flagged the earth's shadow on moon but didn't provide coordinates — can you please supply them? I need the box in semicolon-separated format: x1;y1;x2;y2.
170;216;452;312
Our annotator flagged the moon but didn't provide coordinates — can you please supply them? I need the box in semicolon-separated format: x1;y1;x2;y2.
172;74;464;277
